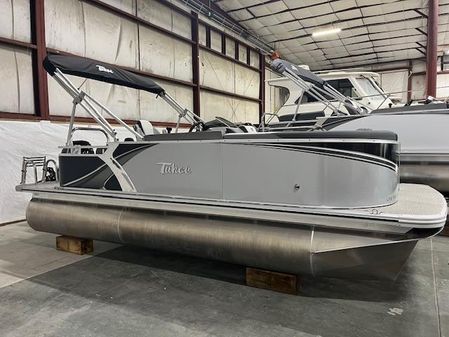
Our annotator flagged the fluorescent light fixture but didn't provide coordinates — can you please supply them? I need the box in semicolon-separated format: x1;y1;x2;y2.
312;27;342;38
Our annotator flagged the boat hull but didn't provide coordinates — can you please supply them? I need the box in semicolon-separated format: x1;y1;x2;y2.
25;197;439;280
327;112;449;193
58;132;400;209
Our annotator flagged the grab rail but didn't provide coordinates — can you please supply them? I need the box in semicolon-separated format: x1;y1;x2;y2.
20;156;59;184
68;126;110;144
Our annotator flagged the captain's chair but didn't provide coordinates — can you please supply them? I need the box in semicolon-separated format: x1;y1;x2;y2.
134;120;160;137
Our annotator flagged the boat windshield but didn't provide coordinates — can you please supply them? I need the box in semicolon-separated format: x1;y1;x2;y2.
269;85;290;112
204;117;238;128
327;79;358;98
357;77;386;99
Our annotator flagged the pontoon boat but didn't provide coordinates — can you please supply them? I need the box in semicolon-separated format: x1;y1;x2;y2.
16;54;447;280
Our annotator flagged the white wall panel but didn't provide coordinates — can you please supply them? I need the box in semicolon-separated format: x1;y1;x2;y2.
412;60;427;73
250;50;259;68
200;50;259;121
379;70;408;103
46;0;139;68
225;37;235;57
238;44;247;63
411;74;426;100
437;74;449;99
210;29;222;52
0;0;31;42
137;0;191;39
45;0;86;56
235;63;259;98
200;49;259;97
101;0;136;14
198;24;207;46
0;46;34;114
200;92;258;123
200;50;235;92
139;26;192;82
140;80;193;123
83;3;138;68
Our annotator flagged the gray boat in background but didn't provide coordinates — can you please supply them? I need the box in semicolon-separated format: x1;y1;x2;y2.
17;54;447;281
267;58;449;194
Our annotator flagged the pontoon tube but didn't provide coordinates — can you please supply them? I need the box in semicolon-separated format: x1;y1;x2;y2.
27;198;429;280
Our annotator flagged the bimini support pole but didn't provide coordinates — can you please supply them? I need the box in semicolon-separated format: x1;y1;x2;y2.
159;92;205;132
53;69;143;141
66;92;84;146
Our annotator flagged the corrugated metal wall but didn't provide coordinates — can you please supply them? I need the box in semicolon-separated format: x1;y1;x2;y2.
0;0;263;125
0;0;34;114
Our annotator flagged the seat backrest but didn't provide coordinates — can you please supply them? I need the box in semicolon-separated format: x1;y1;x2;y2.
279;111;325;122
344;100;361;115
239;125;258;133
134;120;159;136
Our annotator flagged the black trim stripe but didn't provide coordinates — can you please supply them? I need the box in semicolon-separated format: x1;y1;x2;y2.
248;143;398;172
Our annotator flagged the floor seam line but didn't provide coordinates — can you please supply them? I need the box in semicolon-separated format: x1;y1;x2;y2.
431;238;442;337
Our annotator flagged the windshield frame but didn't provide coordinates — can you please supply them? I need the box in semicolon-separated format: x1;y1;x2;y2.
357;76;388;100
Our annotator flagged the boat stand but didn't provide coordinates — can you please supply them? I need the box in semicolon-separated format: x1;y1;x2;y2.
56;236;94;255
246;267;299;295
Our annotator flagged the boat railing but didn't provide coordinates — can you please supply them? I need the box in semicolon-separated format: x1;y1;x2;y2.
20;156;58;185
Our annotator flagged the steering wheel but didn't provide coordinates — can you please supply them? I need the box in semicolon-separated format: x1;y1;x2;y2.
214;116;237;128
189;121;205;132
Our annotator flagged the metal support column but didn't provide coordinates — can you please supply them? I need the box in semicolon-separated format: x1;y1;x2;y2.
407;60;413;102
32;0;49;119
259;54;266;123
191;12;201;116
426;0;439;97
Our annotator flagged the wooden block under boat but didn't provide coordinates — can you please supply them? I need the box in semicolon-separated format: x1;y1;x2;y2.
246;267;298;295
56;236;93;255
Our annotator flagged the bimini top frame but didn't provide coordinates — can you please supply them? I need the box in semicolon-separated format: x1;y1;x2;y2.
43;54;204;144
261;58;369;130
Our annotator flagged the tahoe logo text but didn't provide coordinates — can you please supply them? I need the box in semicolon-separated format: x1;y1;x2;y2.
157;162;192;175
96;65;114;74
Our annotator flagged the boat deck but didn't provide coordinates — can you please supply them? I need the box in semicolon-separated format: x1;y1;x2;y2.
17;182;447;233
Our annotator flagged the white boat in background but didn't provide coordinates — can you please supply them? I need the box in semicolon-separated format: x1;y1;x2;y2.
267;69;395;116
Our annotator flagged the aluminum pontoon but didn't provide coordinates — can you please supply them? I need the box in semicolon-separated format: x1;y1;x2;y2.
266;58;449;194
17;54;447;281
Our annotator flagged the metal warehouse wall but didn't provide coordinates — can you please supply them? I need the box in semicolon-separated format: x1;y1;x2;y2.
372;59;449;102
0;0;264;125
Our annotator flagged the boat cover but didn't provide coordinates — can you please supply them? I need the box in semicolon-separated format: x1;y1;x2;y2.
43;54;165;95
271;59;326;88
371;102;449;114
143;130;398;141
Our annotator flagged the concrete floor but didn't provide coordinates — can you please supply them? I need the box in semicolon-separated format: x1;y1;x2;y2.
0;222;448;337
